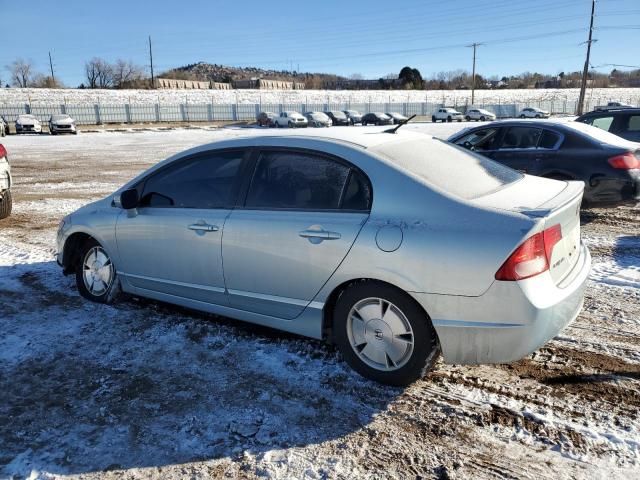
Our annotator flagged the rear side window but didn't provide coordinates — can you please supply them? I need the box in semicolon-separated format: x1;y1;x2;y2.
246;151;370;211
372;138;522;200
539;130;561;149
499;127;542;149
591;116;614;131
140;151;244;209
626;115;640;132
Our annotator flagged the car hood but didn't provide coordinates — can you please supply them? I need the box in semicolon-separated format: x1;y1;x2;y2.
17;118;39;125
53;119;74;125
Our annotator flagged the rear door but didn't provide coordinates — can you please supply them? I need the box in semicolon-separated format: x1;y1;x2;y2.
490;125;544;174
222;148;371;319
115;149;248;304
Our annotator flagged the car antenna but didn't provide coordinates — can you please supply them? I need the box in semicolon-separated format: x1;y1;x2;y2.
385;114;417;133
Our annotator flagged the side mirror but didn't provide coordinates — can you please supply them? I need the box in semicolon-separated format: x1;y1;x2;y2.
120;188;139;210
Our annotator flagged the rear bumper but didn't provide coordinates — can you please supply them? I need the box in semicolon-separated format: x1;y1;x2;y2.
411;242;591;364
584;171;640;207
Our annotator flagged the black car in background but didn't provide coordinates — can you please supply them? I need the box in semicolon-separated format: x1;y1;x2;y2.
575;108;640;143
361;112;393;126
448;120;640;207
324;111;350;126
386;112;408;124
256;111;278;127
343;110;362;125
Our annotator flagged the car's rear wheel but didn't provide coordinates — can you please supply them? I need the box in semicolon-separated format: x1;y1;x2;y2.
431;116;436;123
333;281;440;386
75;238;120;304
0;189;12;219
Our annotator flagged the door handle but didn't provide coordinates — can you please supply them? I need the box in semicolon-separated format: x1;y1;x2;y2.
188;223;219;232
299;229;341;240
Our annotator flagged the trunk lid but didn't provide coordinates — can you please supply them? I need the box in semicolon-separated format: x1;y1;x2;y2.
474;175;584;285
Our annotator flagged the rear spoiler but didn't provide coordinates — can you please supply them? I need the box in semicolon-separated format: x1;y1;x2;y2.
519;181;585;218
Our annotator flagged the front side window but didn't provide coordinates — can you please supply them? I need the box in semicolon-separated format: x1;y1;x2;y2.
455;128;499;151
590;116;614;131
499;127;542;149
246;151;369;211
140;151;244;209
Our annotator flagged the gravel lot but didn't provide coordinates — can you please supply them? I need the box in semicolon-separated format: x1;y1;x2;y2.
0;125;639;479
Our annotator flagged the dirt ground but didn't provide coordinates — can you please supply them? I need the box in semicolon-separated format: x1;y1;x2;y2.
0;127;639;479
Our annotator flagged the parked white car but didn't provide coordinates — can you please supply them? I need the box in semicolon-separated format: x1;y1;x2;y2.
465;108;496;122
274;111;308;128
0;143;11;219
432;108;464;123
15;114;42;134
519;107;550;119
49;114;77;135
594;102;634;111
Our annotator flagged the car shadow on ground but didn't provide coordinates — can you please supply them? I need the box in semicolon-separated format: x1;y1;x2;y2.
0;260;400;477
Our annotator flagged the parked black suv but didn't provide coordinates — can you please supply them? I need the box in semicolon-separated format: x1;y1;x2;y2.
576;108;640;142
324;111;350;126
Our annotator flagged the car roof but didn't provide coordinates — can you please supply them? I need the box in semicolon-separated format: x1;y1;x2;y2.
581;108;640;116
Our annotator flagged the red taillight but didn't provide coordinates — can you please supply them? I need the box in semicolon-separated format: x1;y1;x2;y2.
495;224;563;281
0;144;6;158
608;152;640;169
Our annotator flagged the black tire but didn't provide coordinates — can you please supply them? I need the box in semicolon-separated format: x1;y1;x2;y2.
431;116;436;123
0;189;12;219
535;114;541;119
288;121;294;128
447;116;452;122
362;121;367;126
333;281;440;386
75;238;120;304
465;115;471;121
520;114;526;118
480;116;485;121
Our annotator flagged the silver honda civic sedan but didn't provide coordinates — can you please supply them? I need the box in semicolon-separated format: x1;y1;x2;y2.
56;130;591;385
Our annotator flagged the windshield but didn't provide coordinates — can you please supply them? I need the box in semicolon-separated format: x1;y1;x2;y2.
371;137;522;200
310;112;328;120
331;111;346;118
52;115;70;121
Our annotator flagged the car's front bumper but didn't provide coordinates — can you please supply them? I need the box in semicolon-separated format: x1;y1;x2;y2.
411;242;591;364
51;124;76;133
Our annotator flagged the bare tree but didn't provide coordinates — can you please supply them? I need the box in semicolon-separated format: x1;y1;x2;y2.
349;73;364;80
6;58;35;87
112;59;145;88
31;74;64;88
85;57;113;88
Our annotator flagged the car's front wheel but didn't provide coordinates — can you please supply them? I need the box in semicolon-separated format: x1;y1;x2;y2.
75;238;120;304
447;116;452;122
333;281;440;386
480;116;486;121
465;115;471;121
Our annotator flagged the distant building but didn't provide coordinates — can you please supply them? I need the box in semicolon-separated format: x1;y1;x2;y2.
156;78;231;90
322;78;401;90
233;78;305;90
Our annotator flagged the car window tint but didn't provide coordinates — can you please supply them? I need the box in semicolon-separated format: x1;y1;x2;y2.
455;128;499;151
140;152;243;209
499;127;542;149
246;151;350;210
539;130;561;149
626;115;640;132
591;116;614;131
341;170;372;211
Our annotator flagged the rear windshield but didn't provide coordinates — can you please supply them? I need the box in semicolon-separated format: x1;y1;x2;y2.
371;137;523;200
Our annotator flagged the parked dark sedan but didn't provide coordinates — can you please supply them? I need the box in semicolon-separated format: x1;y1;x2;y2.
386;112;408;124
343;110;362;125
361;112;393;126
576;108;640;143
324;111;350;126
448;120;640;207
257;111;278;127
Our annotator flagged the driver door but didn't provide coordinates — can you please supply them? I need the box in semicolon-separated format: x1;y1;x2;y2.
115;149;249;305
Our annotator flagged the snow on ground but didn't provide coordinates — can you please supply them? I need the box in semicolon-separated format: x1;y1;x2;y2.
1;87;639;106
1;125;639;479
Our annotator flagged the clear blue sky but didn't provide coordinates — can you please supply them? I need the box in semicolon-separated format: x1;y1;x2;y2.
1;0;638;87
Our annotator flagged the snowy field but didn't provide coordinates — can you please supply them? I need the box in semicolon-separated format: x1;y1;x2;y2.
0;125;639;479
1;87;639;106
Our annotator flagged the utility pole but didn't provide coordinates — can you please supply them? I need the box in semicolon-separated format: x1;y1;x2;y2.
577;0;596;115
467;43;481;105
148;35;155;89
48;51;55;85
